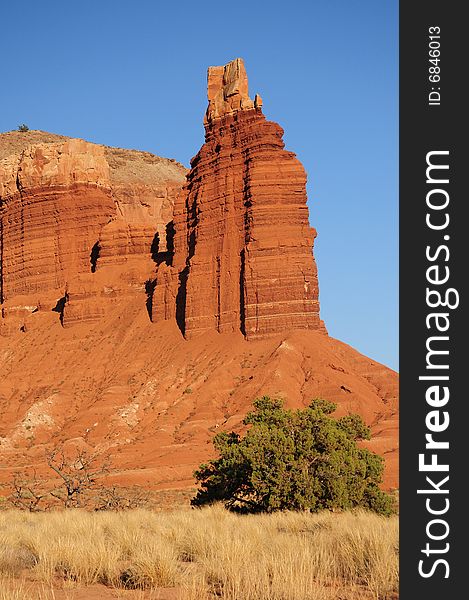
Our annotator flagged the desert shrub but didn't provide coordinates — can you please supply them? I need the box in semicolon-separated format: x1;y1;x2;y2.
4;445;155;513
17;124;29;132
94;486;151;511
46;446;110;508
8;472;52;512
192;397;395;515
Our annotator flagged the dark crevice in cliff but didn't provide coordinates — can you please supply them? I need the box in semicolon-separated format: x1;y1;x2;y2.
239;249;246;336
152;222;176;267
15;172;24;195
52;291;69;327
150;232;160;262
176;267;189;336
90;242;100;273
187;193;198;261
176;205;199;335
145;279;157;322
188;231;197;260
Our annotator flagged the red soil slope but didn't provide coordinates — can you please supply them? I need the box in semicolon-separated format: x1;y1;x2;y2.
0;304;398;489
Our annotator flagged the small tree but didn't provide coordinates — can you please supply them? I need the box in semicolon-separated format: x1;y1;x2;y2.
47;446;110;508
17;124;29;132
9;471;52;512
192;397;395;515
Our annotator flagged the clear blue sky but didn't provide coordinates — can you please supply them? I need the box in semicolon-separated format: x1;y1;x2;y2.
0;0;398;370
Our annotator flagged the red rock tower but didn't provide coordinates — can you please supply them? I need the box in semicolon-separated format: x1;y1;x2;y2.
154;58;324;339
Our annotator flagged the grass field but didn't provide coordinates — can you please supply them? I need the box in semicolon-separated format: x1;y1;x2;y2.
0;506;398;599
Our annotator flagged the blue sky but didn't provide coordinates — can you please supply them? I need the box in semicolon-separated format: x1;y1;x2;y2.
0;0;398;370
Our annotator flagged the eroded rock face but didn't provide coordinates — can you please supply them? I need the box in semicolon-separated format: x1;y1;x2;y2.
0;132;186;328
0;140;114;303
153;58;324;340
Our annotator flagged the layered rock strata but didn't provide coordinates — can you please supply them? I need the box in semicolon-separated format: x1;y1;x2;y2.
152;58;324;339
0;132;186;328
0;139;113;302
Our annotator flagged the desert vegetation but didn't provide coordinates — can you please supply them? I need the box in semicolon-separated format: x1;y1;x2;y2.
193;397;395;515
0;398;398;598
5;446;152;513
0;505;398;599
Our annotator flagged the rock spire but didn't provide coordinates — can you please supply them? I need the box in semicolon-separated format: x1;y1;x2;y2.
153;58;325;339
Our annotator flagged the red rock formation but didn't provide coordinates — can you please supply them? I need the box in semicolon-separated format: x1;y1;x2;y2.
0;140;114;303
0;132;186;328
0;65;399;496
154;58;324;339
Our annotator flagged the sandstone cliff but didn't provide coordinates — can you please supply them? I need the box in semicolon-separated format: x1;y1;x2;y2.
151;58;324;340
0;131;186;327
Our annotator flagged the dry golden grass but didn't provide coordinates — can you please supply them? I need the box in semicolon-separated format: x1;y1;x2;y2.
0;506;398;599
0;579;60;600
